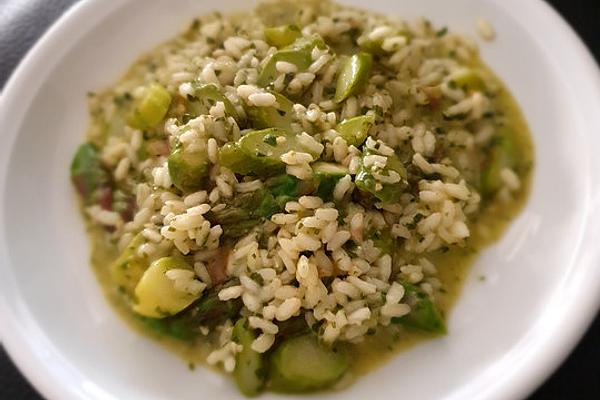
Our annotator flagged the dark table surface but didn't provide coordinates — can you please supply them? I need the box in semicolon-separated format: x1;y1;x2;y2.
1;0;599;399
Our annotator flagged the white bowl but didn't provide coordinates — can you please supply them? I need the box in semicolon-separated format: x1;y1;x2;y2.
1;0;599;399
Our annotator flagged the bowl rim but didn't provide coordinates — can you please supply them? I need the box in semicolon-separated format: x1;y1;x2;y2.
0;0;599;399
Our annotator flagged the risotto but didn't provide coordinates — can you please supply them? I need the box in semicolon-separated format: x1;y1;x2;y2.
70;0;533;395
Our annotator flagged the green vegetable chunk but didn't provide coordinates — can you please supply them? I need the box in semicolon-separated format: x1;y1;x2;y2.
257;36;326;87
218;142;257;175
480;127;518;197
133;256;202;318
265;174;307;207
225;128;288;175
357;37;386;55
137;281;243;341
257;50;312;88
70;142;110;202
138;314;197;341
357;32;409;55
135;313;198;341
451;68;486;92
127;83;172;130
110;233;149;298
336;115;375;146
270;334;348;392
313;162;348;201
245;91;294;130
275;316;310;339
312;162;348;178
239;129;299;168
233;319;265;396
355;150;407;203
266;174;302;198
190;282;243;326
220;128;320;177
168;146;209;192
366;228;396;255
264;25;302;48
334;53;373;103
186;83;240;122
392;283;446;334
206;188;284;239
286;35;327;52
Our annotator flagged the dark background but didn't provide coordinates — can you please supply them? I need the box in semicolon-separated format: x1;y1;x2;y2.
0;0;598;398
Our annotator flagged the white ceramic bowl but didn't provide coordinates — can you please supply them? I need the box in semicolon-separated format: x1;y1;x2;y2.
1;0;599;399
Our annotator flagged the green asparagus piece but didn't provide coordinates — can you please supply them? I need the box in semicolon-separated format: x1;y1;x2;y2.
257;50;312;88
357;32;410;55
206;188;282;239
312;162;349;202
265;174;302;198
244;91;294;130
218;142;259;176
334;53;373;103
109;233;148;298
270;334;348;392
189;281;243;328
366;228;396;255
355;149;407;203
451;68;487;92
264;25;302;48
133;257;202;318
127;83;172;130
257;36;326;87
186;83;240;122
168;146;209;192
275;316;310;339
219;128;320;177
336;115;374;146
234;128;290;175
357;37;386;55
233;319;266;396
138;281;243;340
480;126;518;198
70;142;110;203
392;283;446;334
